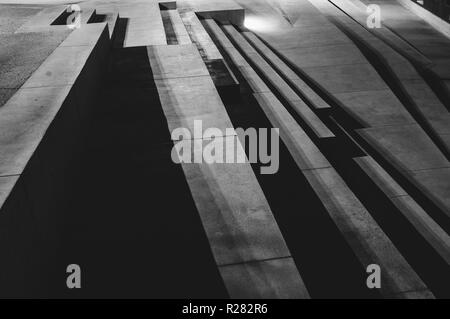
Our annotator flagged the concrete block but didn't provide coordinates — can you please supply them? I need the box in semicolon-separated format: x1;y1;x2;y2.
167;10;191;44
203;19;235;49
147;44;209;79
239;66;270;93
60;22;109;47
253;92;331;170
180;11;222;60
180;135;291;265
155;75;234;135
124;29;167;47
302;166;431;297
219;257;310;298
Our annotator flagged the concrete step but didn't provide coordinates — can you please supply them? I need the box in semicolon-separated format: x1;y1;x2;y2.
118;2;167;47
357;124;450;219
222;24;335;140
181;11;222;60
355;156;450;265
242;31;332;110
205;18;432;298
179;12;239;95
166;9;191;44
147;42;309;299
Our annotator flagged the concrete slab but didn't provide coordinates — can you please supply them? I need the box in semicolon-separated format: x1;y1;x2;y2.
154;75;235;135
181;0;245;25
167;10;191;44
410;168;450;217
59;22;108;47
180;135;291;265
396;0;450;39
124;28;167;47
243;32;297;78
239;66;270;93
290;79;331;110
334;89;415;127
147;44;209;79
302;166;431;297
280;43;366;68
223;25;334;139
203;19;235;48
357;124;449;172
0;175;19;209
122;16;164;32
242;31;332;110
254;92;331;170
219;45;248;68
302;63;388;94
0;85;72;176
22;45;93;88
219;257;310;298
159;0;177;10
391;195;450;265
355;156;450;265
115;3;162;19
402;80;450;135
116;2;166;47
180;11;222;60
391;289;436;299
258;25;350;51
357;0;450;76
0;30;70;89
354;156;407;198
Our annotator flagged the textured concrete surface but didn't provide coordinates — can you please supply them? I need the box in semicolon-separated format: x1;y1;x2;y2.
0;30;69;92
181;11;222;59
1;0;449;299
0;5;42;34
219;257;310;298
0;85;72;176
358;124;449;172
334;90;415;127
